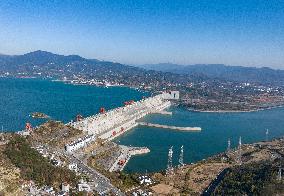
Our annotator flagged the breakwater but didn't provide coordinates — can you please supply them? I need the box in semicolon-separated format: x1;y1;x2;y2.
137;122;201;132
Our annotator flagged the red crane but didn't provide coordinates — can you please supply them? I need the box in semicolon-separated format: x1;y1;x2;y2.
76;114;83;122
124;100;135;106
99;107;106;114
25;122;32;131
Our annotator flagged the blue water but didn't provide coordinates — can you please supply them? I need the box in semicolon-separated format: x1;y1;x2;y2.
1;78;284;173
114;106;284;173
0;78;148;131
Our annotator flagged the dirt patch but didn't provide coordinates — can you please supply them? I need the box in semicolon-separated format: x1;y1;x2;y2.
186;162;229;194
150;183;176;195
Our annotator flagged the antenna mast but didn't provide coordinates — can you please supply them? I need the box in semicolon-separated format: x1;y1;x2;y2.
167;146;173;175
179;145;184;167
266;129;269;142
238;136;242;165
227;138;231;152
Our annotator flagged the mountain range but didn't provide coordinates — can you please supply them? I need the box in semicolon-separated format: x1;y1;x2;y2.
0;50;143;77
0;51;195;87
0;50;284;85
136;63;284;85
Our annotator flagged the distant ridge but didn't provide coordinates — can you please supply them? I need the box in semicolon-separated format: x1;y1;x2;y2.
136;63;284;85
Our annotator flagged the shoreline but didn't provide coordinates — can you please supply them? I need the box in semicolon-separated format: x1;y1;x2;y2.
186;104;284;113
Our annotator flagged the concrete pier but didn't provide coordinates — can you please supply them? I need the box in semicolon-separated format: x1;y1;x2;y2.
153;110;172;115
109;146;150;172
138;122;202;132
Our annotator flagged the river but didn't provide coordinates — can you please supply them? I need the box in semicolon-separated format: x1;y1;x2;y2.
1;78;284;173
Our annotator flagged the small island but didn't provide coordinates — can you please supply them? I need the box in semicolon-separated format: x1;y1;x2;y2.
31;112;50;119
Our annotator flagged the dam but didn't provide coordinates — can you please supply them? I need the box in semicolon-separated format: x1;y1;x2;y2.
68;91;180;142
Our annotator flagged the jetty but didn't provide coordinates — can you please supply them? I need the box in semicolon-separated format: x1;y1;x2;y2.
154;110;172;115
109;145;150;172
138;122;201;132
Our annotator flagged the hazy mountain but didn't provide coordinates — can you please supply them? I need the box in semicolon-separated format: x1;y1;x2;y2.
136;63;284;85
1;51;284;85
0;50;139;74
0;51;199;87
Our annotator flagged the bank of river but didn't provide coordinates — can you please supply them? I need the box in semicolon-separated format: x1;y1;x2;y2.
1;78;284;173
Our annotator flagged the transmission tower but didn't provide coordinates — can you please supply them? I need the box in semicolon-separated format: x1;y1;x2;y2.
238;136;242;165
227;138;231;152
167;146;173;175
266;129;269;142
179;145;184;167
278;164;282;181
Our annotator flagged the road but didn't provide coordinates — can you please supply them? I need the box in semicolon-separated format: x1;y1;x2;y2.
55;147;125;195
70;153;125;195
202;168;230;195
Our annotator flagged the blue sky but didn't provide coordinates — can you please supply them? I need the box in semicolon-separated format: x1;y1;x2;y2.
0;0;283;68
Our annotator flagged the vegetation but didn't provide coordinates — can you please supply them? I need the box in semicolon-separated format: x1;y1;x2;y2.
214;161;284;195
4;135;78;189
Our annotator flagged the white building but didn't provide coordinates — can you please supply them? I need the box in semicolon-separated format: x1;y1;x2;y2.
68;163;78;172
78;182;91;192
138;176;153;185
65;134;96;152
61;182;70;192
162;91;180;100
44;186;55;195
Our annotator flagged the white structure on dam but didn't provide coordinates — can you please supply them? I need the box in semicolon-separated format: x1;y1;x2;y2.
68;92;178;141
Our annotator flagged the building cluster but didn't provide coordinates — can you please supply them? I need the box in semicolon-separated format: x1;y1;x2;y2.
33;145;63;167
23;146;95;195
138;175;153;186
128;176;154;196
22;180;70;196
